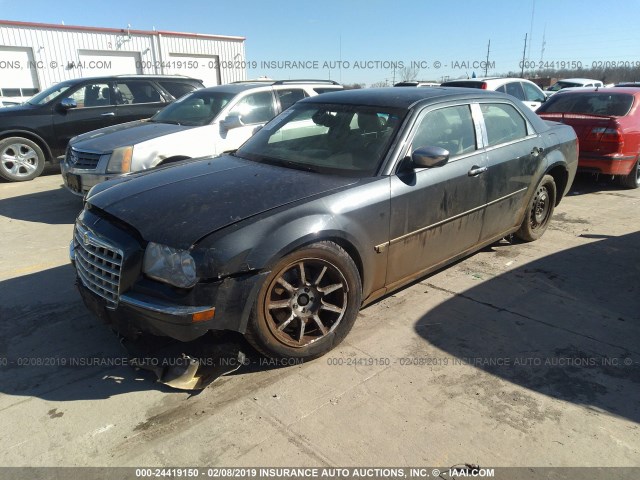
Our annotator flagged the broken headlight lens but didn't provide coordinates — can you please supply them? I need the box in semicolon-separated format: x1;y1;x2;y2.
143;242;197;288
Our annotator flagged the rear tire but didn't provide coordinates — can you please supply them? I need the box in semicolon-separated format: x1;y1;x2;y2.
245;241;362;360
618;157;640;189
0;137;46;182
515;174;556;242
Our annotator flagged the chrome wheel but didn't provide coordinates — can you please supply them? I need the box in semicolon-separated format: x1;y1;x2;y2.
1;142;39;178
264;258;348;348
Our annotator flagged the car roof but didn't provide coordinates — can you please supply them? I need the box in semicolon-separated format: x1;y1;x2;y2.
550;87;640;96
301;86;515;109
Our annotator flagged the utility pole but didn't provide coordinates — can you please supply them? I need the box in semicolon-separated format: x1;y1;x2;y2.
520;33;528;77
540;25;546;62
485;39;491;76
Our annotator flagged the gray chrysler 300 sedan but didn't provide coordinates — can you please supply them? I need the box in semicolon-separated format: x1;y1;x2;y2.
71;87;578;360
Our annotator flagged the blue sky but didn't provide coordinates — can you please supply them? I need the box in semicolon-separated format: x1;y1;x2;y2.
2;0;640;85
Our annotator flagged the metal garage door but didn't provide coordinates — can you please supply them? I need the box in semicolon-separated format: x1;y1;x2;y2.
0;46;40;95
77;50;142;77
167;53;220;87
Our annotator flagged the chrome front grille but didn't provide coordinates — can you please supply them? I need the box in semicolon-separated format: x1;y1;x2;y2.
74;223;123;308
68;148;101;170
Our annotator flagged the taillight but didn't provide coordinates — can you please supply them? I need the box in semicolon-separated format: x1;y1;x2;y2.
481;82;488;90
587;127;624;145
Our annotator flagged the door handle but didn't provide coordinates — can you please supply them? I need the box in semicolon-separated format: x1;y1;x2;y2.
100;112;115;116
468;165;488;176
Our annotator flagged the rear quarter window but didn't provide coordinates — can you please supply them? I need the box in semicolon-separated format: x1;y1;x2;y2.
539;93;633;116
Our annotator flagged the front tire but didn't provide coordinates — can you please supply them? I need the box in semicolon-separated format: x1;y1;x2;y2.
0;137;46;182
515;174;556;242
245;241;362;360
618;157;640;189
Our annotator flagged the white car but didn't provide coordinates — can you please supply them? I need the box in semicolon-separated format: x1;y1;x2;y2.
545;78;604;97
61;80;343;196
440;77;547;111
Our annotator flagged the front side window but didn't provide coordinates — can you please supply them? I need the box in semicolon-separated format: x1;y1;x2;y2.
522;82;545;102
411;105;477;157
69;83;112;108
481;103;528;147
228;91;276;124
151;90;235;126
236;103;405;176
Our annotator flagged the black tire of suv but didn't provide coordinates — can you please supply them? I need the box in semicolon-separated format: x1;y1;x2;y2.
618;157;640;189
0;137;46;182
515;174;557;242
245;241;362;360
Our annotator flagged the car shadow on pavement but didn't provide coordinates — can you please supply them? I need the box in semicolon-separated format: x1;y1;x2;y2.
415;231;640;424
0;263;288;401
0;264;183;401
0;184;82;225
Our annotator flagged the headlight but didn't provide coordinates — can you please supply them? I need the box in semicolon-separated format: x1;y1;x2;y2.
143;242;197;288
106;146;134;173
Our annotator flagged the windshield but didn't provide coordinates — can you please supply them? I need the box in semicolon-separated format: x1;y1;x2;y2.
151;90;235;126
28;82;74;105
235;103;405;177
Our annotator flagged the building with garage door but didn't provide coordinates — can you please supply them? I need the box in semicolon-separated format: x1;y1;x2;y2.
0;20;246;100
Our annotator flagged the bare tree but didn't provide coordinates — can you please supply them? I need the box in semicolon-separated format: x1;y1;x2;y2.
370;80;389;88
398;65;420;82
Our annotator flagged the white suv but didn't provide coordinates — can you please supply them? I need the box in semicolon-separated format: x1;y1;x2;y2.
61;80;342;196
545;78;604;97
440;77;547;111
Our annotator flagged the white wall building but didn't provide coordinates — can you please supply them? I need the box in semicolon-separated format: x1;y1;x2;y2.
0;20;246;97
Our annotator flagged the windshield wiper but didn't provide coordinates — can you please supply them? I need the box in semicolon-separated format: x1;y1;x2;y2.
154;119;182;125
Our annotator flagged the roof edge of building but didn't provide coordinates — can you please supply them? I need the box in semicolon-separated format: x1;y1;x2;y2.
0;19;245;41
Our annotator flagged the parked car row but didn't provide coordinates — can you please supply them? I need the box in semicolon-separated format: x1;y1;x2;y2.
69;86;579;370
61;79;343;196
0;75;205;181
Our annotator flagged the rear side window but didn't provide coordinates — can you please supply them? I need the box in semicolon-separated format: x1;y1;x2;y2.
504;82;525;100
158;81;200;99
538;93;633;117
116;81;163;104
481;103;528;147
276;88;308;110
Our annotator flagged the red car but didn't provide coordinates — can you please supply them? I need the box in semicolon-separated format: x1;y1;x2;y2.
537;87;640;188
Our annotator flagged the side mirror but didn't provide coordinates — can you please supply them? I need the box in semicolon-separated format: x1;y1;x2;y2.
221;114;244;131
59;98;77;110
411;146;450;168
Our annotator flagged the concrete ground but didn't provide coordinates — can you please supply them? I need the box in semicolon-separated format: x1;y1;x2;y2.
0;167;638;468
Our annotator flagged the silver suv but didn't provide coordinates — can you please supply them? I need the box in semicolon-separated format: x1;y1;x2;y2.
62;79;342;196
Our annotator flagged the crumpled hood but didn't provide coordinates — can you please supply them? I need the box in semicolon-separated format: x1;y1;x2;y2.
87;155;358;249
70;120;193;152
